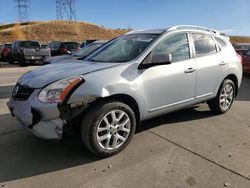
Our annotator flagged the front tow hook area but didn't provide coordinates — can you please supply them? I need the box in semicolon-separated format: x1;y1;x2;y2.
57;102;88;123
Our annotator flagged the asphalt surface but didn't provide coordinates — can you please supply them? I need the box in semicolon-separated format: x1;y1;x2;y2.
0;61;250;188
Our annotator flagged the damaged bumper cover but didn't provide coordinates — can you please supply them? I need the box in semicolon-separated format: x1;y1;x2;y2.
7;89;64;140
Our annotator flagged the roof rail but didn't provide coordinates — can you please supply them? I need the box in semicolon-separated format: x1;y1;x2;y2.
168;25;220;34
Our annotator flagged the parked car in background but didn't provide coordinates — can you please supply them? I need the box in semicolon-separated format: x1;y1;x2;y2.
0;43;3;55
8;40;51;66
241;49;250;73
1;43;12;61
80;39;98;48
43;40;107;64
7;25;242;157
233;43;250;55
41;44;48;49
47;41;80;56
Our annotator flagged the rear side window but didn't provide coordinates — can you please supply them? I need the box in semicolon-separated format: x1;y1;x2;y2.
192;33;217;57
215;37;227;49
152;33;190;62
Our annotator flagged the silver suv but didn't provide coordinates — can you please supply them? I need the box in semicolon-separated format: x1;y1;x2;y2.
8;25;242;157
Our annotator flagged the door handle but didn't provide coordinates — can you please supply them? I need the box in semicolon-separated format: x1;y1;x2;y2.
185;68;196;74
219;61;226;66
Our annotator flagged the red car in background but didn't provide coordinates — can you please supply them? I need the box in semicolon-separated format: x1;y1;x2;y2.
1;43;12;61
242;49;250;74
233;43;250;55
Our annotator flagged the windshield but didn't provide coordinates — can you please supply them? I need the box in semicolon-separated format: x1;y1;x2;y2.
19;41;40;48
74;43;103;57
86;34;158;62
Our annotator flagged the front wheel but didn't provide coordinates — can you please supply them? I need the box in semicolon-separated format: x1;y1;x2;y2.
19;54;27;67
81;100;136;157
208;79;235;114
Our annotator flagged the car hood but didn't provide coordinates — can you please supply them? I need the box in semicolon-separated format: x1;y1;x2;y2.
18;60;120;88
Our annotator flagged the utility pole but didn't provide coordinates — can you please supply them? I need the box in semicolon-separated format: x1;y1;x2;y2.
15;0;29;22
56;0;76;21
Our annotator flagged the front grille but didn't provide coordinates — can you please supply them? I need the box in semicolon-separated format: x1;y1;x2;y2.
12;84;35;101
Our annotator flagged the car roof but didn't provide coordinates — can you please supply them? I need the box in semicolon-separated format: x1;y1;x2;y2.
125;25;223;37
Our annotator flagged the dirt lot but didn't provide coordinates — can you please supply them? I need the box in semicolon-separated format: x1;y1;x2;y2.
0;61;250;188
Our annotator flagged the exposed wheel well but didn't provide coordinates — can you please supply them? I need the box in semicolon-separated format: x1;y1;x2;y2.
100;94;141;129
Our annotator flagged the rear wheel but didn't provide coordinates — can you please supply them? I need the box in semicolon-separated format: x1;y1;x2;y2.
208;79;235;114
8;54;14;64
81;100;136;157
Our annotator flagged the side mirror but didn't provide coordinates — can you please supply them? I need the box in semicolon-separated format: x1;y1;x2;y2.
139;53;172;69
151;53;172;64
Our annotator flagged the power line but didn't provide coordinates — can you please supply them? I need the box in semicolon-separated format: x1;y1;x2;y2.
15;0;29;22
56;0;76;21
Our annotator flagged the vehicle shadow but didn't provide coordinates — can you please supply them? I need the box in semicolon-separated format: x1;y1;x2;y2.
0;105;214;183
0;75;248;183
235;74;250;101
0;127;99;183
139;105;214;132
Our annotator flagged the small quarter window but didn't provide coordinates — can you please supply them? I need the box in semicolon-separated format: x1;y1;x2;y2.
192;33;217;57
215;37;227;49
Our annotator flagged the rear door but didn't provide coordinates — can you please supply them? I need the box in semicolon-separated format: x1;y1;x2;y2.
191;33;228;99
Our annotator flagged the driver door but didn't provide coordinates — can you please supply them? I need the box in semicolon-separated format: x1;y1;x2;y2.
141;32;197;112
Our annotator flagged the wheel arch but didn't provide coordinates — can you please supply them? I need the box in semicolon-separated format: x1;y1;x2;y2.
224;74;238;97
97;94;141;129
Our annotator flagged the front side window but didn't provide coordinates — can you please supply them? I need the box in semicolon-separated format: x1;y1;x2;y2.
152;33;190;63
86;34;158;63
192;33;217;57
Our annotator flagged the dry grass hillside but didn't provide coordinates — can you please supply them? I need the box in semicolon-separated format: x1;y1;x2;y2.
230;36;250;44
0;21;249;45
0;20;127;44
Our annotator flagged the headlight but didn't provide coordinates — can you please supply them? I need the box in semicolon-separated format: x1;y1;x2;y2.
38;76;83;103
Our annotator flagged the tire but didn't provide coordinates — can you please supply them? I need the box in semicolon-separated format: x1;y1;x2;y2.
19;54;27;67
8;54;14;64
81;100;136;157
208;79;235;114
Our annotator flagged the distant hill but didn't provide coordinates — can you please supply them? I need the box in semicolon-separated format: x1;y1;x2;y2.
230;36;250;44
0;20;127;44
0;21;249;45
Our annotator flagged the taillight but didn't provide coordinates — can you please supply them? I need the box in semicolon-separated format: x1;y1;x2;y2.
236;53;243;64
60;48;68;54
48;48;51;56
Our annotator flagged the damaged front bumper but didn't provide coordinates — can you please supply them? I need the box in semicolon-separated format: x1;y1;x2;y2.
7;89;64;140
